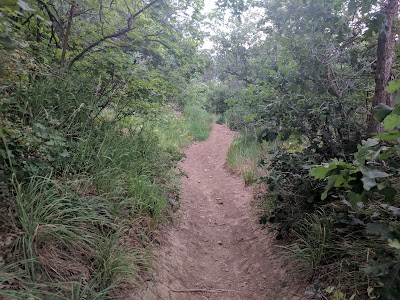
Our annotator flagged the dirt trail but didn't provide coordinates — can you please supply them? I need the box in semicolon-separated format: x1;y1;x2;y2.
130;124;306;300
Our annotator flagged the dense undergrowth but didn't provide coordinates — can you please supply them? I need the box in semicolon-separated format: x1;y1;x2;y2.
0;72;214;299
223;98;400;299
0;1;214;298
205;0;400;299
2;0;400;299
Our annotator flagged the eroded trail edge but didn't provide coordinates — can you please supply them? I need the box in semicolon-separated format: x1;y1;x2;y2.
130;124;305;300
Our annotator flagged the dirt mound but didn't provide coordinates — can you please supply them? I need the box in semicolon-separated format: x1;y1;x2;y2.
129;124;307;300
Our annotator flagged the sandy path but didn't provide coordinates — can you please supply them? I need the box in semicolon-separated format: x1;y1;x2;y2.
130;124;306;300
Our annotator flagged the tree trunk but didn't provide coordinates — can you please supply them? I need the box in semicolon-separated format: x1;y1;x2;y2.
367;0;399;135
60;3;75;67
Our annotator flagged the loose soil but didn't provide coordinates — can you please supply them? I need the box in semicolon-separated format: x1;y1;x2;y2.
130;124;307;300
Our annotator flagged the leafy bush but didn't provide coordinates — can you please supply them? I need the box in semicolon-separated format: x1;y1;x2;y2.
260;80;400;299
308;81;400;299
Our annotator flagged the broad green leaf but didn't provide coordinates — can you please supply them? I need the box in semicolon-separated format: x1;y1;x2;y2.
310;159;348;180
348;191;367;210
361;138;380;148
388;239;400;249
374;103;393;122
321;175;338;200
360;166;390;190
376;131;400;141
360;166;390;179
395;94;400;105
385;79;400;94
383;113;400;131
334;175;346;187
310;164;337;179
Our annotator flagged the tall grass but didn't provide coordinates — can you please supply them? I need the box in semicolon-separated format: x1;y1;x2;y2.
12;176;110;278
280;211;333;273
2;125;182;298
1;74;195;298
184;105;214;141
1;69;225;298
227;135;263;184
155;111;192;149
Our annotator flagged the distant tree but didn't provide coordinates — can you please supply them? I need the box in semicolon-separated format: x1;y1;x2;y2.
368;0;399;134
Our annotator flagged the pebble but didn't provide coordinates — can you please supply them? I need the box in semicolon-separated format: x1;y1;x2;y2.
217;241;223;245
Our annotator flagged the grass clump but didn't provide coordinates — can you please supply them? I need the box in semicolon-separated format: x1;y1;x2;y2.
281;211;333;273
227;135;263;184
184;105;214;141
155;110;192;150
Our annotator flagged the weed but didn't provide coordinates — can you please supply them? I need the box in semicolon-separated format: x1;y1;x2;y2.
155;110;192;149
216;114;225;125
0;71;201;297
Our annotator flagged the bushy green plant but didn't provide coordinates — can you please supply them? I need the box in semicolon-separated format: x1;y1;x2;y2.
155;111;192;150
307;80;400;299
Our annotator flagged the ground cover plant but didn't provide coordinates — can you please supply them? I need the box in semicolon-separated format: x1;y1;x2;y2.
0;0;211;298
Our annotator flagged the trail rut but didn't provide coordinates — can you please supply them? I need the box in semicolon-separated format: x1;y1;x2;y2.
130;124;306;300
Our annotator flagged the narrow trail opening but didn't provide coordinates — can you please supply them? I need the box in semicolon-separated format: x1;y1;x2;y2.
130;124;305;300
